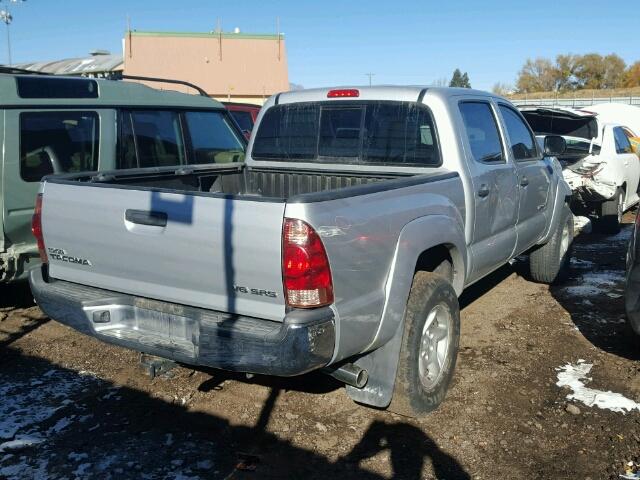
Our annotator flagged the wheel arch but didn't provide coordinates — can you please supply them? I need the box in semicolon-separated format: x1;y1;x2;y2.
368;214;466;351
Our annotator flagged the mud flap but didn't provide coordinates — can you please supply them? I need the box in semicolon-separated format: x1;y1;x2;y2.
345;322;405;408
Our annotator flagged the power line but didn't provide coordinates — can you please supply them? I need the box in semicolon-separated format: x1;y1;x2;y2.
365;72;375;86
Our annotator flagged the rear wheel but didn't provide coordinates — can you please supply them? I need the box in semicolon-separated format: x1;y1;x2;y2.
388;271;460;416
529;205;573;284
597;188;623;234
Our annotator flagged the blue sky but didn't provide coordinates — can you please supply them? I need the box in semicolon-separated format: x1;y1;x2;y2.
4;0;638;90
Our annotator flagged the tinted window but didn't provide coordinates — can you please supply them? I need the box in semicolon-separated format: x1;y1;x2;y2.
499;105;537;161
614;127;633;154
252;101;440;167
459;102;503;163
520;110;598;140
185;111;245;164
128;111;185;168
229;110;254;132
319;107;363;158
362;103;439;165
20;111;99;182
17;77;98;99
252;103;319;160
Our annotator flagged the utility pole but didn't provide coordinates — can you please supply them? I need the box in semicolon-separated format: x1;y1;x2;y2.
0;0;25;66
365;73;375;86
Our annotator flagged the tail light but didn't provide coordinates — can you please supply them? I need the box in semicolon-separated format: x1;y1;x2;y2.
31;193;47;263
282;218;333;308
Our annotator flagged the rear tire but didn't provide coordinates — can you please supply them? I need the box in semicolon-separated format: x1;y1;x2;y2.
529;205;574;284
596;188;623;235
388;272;460;417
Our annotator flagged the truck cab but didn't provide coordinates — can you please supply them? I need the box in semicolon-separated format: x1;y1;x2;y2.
0;73;246;283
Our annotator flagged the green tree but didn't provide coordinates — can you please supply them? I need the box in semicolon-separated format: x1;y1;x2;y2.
450;69;471;88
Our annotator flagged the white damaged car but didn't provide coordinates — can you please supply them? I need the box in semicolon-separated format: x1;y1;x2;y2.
521;106;640;233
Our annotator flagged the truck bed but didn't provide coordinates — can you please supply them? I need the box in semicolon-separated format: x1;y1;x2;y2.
65;164;404;200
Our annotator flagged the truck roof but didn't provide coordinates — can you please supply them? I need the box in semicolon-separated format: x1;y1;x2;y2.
0;74;223;109
266;85;502;108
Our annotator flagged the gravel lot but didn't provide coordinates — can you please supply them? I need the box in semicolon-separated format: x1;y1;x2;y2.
1;213;640;479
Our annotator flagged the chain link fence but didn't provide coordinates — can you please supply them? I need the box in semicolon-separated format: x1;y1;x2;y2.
510;96;640;108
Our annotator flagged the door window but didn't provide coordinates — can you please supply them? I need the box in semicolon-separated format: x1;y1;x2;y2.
20;111;99;182
498;105;538;161
184;111;245;164
458;102;504;163
614;127;633;154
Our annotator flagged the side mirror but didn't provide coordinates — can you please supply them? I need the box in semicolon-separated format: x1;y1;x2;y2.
543;135;566;156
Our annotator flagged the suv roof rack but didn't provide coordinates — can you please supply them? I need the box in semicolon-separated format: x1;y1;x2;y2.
119;74;208;97
0;66;209;97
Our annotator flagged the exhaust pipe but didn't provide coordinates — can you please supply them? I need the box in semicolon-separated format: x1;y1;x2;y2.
323;363;368;389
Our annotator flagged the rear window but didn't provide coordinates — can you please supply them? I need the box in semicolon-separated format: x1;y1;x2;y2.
252;101;441;167
20;111;99;182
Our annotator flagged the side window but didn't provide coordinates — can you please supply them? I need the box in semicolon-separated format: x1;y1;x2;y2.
127;110;185;168
118;112;137;169
20;111;99;182
458;102;504;163
498;104;538;161
614;127;633;154
184;111;245;164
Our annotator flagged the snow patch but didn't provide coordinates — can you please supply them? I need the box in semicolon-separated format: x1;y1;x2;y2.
0;436;43;452
561;270;625;297
573;216;592;234
556;361;640;414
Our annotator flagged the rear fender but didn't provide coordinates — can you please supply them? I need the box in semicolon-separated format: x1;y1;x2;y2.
346;214;466;408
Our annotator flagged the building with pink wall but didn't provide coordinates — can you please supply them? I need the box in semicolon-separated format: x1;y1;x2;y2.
123;30;289;105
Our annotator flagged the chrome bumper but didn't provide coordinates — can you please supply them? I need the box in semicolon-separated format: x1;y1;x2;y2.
30;267;335;376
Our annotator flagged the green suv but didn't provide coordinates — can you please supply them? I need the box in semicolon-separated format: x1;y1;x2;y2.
0;73;246;283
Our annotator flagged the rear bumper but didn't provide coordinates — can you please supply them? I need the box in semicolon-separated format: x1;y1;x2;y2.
30;267;335;376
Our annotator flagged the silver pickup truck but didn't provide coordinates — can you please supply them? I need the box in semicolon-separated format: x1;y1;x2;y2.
30;86;572;416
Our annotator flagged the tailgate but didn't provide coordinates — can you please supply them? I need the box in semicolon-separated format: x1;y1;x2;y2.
40;181;287;321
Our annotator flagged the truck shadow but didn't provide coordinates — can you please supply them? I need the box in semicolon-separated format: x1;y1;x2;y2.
0;345;470;479
196;368;341;395
547;217;640;361
0;281;35;309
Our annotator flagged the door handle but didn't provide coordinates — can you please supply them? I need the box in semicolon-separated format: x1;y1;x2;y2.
520;176;529;187
125;209;168;227
477;184;490;198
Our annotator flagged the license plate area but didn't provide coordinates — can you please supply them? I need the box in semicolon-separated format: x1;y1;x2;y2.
85;304;198;358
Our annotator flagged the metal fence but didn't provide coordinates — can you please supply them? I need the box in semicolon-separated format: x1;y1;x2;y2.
511;96;640;108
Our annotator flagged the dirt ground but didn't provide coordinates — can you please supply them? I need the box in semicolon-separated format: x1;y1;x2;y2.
2;213;640;480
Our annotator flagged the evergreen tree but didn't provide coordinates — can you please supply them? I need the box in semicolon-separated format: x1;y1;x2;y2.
450;69;471;88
